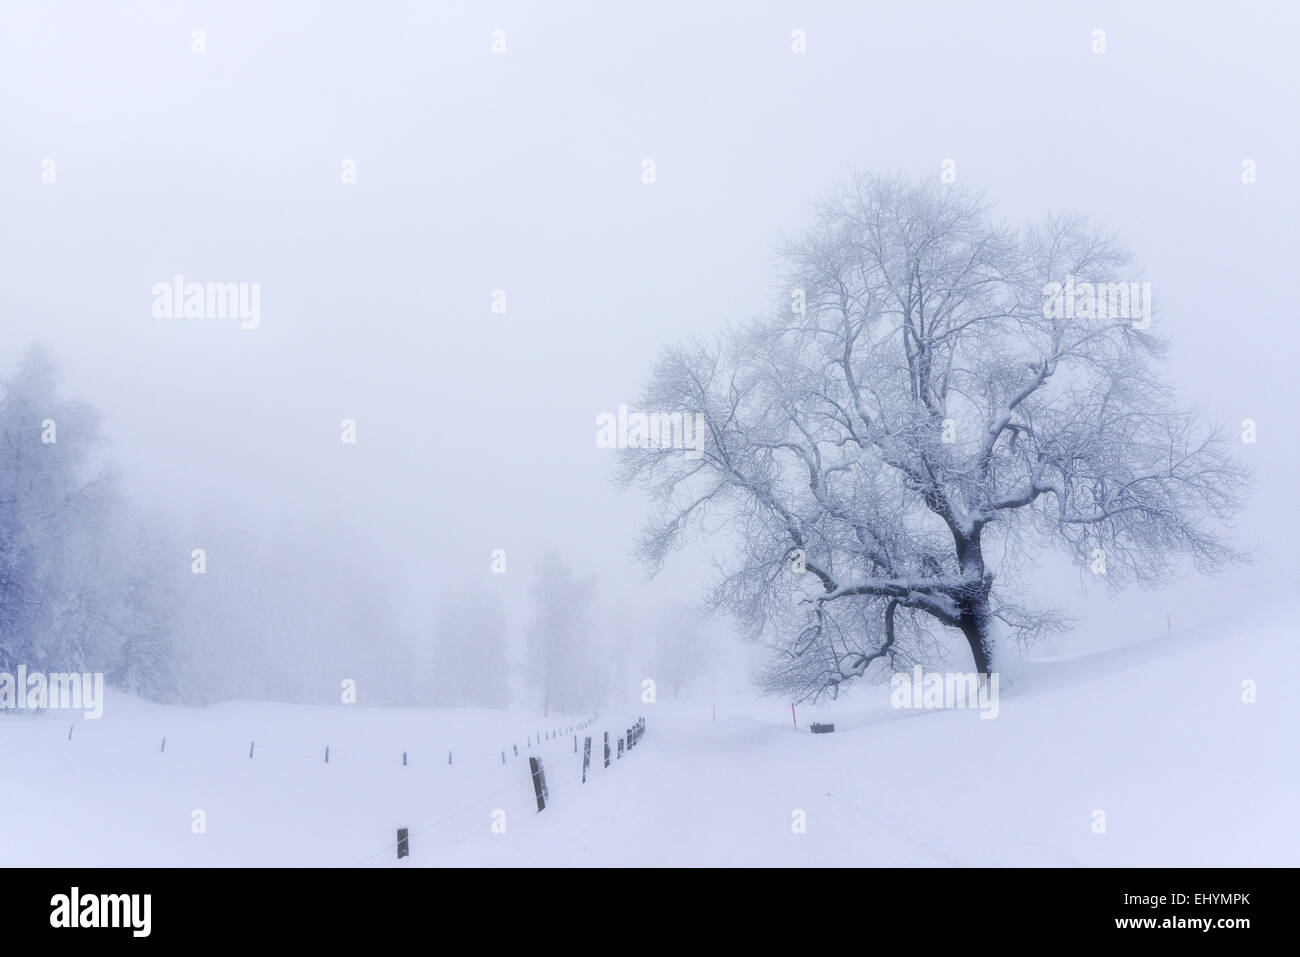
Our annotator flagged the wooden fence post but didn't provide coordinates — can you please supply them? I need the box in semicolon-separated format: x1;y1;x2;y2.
617;738;624;759
528;756;549;812
582;736;591;783
603;731;610;767
403;751;408;766
160;737;166;753
248;741;255;759
324;746;330;763
447;749;452;765
396;828;409;860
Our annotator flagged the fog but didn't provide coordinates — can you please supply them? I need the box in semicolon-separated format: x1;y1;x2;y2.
2;1;1296;706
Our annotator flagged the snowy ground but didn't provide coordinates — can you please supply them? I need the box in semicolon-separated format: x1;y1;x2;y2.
3;608;1295;867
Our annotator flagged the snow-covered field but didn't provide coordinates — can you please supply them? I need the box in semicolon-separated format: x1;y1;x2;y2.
4;608;1295;867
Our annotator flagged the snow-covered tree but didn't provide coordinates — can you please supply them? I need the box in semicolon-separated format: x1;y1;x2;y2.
0;348;179;696
619;172;1251;699
524;550;596;716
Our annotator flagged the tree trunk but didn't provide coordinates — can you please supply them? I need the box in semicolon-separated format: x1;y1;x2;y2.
957;595;994;676
953;529;995;676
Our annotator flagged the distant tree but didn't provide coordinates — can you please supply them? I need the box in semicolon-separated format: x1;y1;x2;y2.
430;581;510;708
525;550;596;716
605;595;635;705
651;603;708;700
620;172;1251;699
109;522;181;701
173;514;413;706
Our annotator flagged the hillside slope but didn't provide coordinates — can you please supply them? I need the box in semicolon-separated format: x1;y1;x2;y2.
2;610;1294;867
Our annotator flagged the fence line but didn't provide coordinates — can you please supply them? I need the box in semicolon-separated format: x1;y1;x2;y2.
359;715;647;866
44;706;644;865
59;710;604;770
